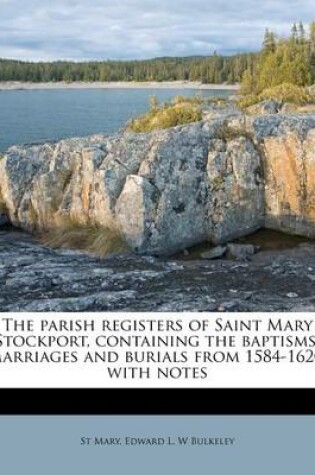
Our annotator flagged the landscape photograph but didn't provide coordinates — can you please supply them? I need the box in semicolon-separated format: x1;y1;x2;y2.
1;0;315;312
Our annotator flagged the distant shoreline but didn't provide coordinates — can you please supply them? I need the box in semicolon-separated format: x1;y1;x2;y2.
0;81;239;91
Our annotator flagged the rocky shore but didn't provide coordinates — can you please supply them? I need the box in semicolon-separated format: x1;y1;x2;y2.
1;106;315;255
1;101;315;311
1;229;315;311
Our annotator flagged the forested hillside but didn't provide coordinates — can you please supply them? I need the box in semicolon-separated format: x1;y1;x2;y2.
0;53;256;84
241;21;315;94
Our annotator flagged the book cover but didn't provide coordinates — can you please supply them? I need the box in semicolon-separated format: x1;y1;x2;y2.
1;0;315;472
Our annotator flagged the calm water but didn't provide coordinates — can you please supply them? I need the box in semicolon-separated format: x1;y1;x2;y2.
0;88;231;152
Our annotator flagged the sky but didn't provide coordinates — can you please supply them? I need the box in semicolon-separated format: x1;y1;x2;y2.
0;0;314;61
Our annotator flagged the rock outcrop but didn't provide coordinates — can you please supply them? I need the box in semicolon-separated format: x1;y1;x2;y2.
1;229;315;312
1;113;315;254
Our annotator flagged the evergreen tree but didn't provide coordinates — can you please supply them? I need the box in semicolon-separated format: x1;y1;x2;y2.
241;20;315;95
291;23;298;43
240;68;256;94
310;21;315;53
309;21;315;75
298;21;306;43
263;29;276;54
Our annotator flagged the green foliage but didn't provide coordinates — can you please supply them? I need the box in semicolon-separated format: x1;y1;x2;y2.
237;94;261;108
171;95;224;106
240;21;315;96
263;29;276;54
259;83;313;104
128;94;230;133
0;54;257;84
172;95;227;106
240;69;256;95
291;23;299;43
238;83;314;108
149;95;159;111
128;97;203;133
171;95;200;104
311;21;315;52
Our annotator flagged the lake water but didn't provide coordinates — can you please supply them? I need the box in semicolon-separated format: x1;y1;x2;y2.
0;88;231;152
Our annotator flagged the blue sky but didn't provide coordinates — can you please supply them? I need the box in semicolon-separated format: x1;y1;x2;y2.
0;0;314;61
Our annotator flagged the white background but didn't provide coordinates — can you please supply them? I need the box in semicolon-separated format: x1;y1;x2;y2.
0;312;314;388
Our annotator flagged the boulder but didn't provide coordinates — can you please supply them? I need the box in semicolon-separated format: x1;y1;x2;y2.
253;115;315;238
200;246;227;260
227;243;256;261
1;113;315;255
0;117;264;255
248;100;283;115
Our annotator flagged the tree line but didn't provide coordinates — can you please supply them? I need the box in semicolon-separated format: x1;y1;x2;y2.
0;54;256;84
241;21;315;94
1;21;314;87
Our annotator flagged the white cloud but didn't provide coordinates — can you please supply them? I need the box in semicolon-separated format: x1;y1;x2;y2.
0;0;314;60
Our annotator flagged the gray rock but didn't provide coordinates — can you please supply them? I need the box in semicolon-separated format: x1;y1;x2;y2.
201;246;227;260
256;100;283;115
286;292;298;299
227;243;256;260
0;116;265;255
1;230;315;312
1;113;315;255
